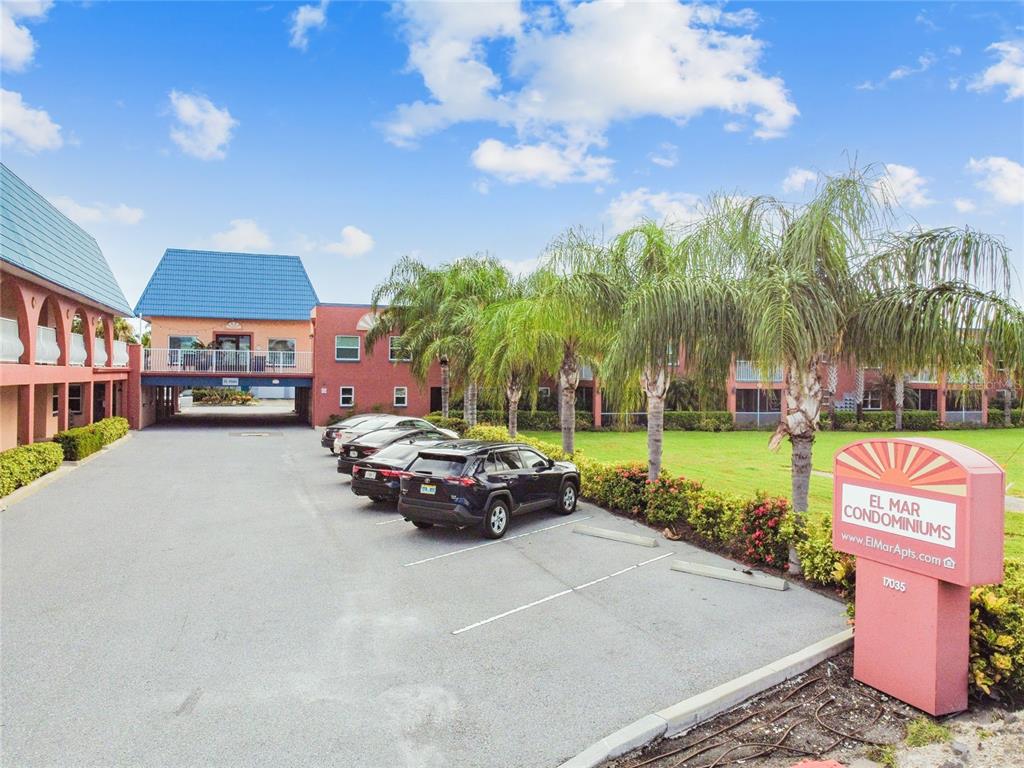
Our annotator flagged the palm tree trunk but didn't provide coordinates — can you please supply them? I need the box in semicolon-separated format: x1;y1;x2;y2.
827;362;839;429
854;366;865;423
559;348;581;455
894;375;905;431
440;363;450;418
507;381;522;438
771;362;822;576
464;382;478;427
1005;381;1015;427
642;365;669;481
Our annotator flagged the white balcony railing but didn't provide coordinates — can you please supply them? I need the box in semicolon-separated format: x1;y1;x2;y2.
735;360;784;383
35;325;60;365
910;369;938;384
144;348;312;374
947;368;984;385
69;332;88;366
92;338;108;367
112;340;129;367
1;317;24;363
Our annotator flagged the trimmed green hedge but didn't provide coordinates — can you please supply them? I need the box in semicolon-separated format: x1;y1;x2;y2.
53;416;129;461
0;442;64;497
664;410;733;431
428;410;593;431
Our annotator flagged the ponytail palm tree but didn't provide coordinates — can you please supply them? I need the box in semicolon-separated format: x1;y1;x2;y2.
627;169;1022;572
471;277;562;437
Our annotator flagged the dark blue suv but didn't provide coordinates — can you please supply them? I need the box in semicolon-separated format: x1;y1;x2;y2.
398;441;580;538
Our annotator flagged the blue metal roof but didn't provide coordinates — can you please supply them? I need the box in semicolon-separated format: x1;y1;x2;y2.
0;163;134;316
135;248;320;320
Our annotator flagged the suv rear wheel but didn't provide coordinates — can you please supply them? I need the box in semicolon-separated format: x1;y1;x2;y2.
557;481;577;515
483;499;509;539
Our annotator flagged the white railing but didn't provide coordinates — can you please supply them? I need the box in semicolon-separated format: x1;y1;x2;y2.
144;348;313;374
112;340;129;367
1;317;24;363
92;338;108;367
911;369;937;383
35;325;60;364
69;332;88;366
735;360;784;383
947;368;984;385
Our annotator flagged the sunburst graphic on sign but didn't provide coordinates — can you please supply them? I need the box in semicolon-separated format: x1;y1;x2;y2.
835;440;967;497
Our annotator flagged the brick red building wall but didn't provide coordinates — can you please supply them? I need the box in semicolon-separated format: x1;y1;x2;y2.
310;304;441;426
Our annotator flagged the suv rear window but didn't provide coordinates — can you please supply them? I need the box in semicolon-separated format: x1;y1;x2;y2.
409;454;467;476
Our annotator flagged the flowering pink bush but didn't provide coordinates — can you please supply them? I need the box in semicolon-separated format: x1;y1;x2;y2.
739;494;791;570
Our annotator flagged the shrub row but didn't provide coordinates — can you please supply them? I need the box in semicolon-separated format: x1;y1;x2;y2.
0;442;64;497
53;416;129;461
191;387;257;405
464;422;1023;700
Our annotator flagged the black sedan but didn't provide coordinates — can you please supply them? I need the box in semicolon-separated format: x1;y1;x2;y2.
337;426;459;475
351;437;459;502
398;441;580;538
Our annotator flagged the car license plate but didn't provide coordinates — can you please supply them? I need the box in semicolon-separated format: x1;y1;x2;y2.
420;483;436;495
349;450;358;457
364;470;376;479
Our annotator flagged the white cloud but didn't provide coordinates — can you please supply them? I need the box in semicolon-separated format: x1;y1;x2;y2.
209;219;273;252
967;156;1024;205
723;120;744;132
969;40;1024;101
947;46;962;57
51;196;144;226
914;10;939;32
471;139;612;185
167;90;238;160
0;0;51;71
649;142;678;168
782;167;817;194
605;188;703;233
876;163;933;209
953;198;976;213
859;53;936;91
387;2;796;185
289;0;328;51
322;225;374;257
473;179;490;195
501;255;543;277
0;88;61;151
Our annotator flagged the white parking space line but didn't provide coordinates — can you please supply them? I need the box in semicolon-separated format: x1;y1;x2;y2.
375;518;404;526
451;551;673;635
401;515;594;568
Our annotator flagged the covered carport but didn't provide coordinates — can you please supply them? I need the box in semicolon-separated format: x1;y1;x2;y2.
140;374;313;427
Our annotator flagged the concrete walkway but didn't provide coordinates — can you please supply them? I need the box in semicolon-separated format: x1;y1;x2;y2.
1;422;847;767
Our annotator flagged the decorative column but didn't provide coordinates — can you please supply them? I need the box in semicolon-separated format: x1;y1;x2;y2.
56;381;69;432
81;381;94;425
726;357;737;424
17;384;34;445
592;378;602;428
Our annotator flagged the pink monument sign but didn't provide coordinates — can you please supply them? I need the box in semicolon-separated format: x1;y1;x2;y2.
832;437;1005;715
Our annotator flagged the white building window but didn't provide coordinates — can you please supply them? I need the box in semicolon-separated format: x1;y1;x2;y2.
268;338;296;367
339;386;355;408
335;335;360;361
389;336;412;362
862;389;881;411
394;386;408;408
51;386;59;416
69;384;83;415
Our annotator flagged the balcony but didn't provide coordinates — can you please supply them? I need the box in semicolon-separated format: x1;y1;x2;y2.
144;348;312;374
735;360;784;383
1;317;24;362
35;325;60;365
947;368;984;386
910;369;937;384
112;340;129;367
92;338;108;367
69;332;88;366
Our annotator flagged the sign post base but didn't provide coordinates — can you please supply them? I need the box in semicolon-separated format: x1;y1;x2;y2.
853;559;970;715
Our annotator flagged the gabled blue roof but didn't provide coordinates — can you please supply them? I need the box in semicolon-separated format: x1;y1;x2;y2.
0;163;134;316
135;248;319;320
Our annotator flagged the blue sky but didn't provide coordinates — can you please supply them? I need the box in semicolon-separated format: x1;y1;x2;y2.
2;1;1022;307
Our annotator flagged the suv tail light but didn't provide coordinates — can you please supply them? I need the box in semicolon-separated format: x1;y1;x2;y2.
446;475;478;487
379;469;409;479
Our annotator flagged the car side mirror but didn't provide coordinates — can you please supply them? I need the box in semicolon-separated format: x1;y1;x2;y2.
546;458;555;468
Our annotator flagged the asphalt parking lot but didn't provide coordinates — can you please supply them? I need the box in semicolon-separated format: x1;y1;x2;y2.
1;413;847;767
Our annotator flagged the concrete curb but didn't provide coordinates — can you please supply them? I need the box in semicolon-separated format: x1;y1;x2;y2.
556;628;854;768
1;433;133;510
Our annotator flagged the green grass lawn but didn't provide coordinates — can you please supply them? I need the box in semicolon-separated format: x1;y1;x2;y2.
523;428;1024;561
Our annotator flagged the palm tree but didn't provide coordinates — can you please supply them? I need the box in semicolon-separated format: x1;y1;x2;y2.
368;255;511;423
530;230;615;454
624;169;1022;572
471;276;561;437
